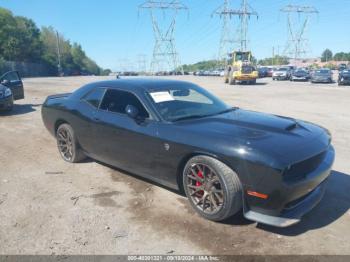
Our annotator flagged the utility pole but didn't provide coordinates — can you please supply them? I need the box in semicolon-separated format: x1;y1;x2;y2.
55;31;62;76
281;5;318;61
139;1;188;74
272;46;275;66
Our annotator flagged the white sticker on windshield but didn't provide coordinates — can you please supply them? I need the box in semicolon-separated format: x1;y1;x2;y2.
150;91;174;103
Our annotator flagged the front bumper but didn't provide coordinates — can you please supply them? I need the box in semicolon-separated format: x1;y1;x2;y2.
0;95;13;110
235;75;257;81
312;78;332;83
292;76;308;81
338;78;350;85
273;75;288;80
243;146;335;227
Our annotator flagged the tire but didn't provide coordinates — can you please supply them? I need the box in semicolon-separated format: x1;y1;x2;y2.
229;78;236;85
183;155;242;222
56;123;86;163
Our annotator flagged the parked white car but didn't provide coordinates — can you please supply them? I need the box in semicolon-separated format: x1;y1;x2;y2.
272;67;291;80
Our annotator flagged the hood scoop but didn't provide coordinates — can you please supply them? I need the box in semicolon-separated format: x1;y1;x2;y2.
285;122;298;131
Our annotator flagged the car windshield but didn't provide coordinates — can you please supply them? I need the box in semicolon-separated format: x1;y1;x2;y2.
277;68;288;71
315;69;330;75
147;84;233;122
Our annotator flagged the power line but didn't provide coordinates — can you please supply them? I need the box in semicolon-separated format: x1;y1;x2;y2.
139;0;188;74
280;4;319;60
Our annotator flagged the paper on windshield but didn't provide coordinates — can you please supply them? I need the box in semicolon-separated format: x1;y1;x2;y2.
149;91;174;103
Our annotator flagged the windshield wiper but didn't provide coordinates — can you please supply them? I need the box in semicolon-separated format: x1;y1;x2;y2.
172;107;239;122
215;107;239;116
172;114;210;122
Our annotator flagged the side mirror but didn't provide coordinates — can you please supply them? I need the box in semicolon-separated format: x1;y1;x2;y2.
125;105;139;119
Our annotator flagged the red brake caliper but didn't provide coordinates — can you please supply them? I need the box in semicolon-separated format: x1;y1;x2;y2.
196;170;204;196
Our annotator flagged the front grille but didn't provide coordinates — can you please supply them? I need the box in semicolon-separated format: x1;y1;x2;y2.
242;66;253;74
284;151;327;182
284;189;314;210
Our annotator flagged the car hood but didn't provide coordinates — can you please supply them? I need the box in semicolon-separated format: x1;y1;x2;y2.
175;109;330;167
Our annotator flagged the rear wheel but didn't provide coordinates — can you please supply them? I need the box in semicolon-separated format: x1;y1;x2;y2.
56;123;86;163
183;155;242;221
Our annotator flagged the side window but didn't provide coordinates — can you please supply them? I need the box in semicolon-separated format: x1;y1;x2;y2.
1;71;20;82
100;89;149;118
83;88;106;108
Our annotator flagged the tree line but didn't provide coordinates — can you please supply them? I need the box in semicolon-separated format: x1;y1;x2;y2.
321;49;350;62
0;7;110;76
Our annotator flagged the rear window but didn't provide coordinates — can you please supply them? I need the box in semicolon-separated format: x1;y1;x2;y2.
83;88;106;108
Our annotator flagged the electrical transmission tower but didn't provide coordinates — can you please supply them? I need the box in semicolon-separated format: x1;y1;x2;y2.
281;5;319;60
237;0;258;52
213;0;258;65
137;54;148;73
139;1;188;74
212;0;235;65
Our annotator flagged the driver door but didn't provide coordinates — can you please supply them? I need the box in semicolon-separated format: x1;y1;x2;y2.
92;88;161;178
0;71;24;100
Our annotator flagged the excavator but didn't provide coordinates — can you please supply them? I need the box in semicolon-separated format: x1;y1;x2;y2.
224;51;258;85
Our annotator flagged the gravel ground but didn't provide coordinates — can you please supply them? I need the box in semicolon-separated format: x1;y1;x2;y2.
0;75;349;255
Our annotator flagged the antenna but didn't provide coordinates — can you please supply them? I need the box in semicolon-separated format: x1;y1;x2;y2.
281;5;319;60
139;1;188;74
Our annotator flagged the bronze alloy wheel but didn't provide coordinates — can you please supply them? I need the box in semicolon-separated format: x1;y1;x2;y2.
186;163;225;215
57;127;74;162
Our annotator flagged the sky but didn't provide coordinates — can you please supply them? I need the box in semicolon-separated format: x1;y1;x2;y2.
1;0;349;70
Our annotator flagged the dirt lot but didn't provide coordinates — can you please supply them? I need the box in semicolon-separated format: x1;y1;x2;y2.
0;76;349;255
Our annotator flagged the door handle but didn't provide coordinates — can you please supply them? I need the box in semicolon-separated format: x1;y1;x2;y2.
93;117;100;122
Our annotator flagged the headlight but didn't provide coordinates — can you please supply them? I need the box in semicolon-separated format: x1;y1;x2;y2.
4;88;12;97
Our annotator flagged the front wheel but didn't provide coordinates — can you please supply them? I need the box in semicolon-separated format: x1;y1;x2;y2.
56;123;86;163
183;156;242;221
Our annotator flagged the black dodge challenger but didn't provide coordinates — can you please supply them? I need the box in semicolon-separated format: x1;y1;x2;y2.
42;79;335;227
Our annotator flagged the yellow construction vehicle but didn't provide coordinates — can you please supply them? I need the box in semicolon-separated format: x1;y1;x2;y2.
224;51;258;85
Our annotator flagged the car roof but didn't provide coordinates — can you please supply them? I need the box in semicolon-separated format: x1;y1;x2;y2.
90;78;193;92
